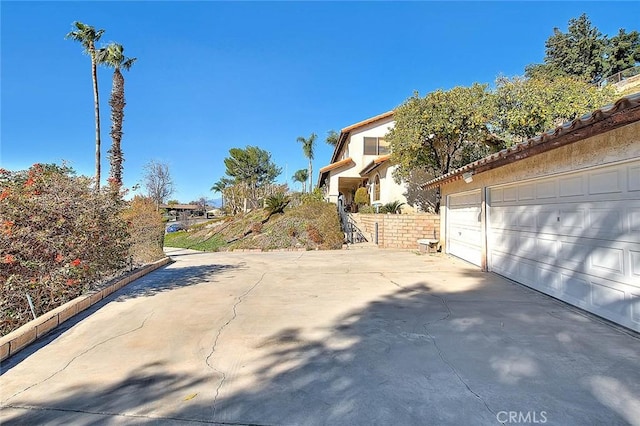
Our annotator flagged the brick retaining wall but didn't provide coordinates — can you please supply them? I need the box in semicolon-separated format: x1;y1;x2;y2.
356;213;440;249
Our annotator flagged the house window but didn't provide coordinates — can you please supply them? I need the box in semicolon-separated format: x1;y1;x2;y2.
374;175;381;202
363;137;389;155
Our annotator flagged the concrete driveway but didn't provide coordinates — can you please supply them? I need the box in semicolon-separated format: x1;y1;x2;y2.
1;248;639;425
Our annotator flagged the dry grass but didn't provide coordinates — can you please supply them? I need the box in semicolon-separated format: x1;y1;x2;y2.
164;201;343;251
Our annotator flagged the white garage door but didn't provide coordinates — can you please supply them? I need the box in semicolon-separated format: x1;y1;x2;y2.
488;160;640;332
447;189;482;266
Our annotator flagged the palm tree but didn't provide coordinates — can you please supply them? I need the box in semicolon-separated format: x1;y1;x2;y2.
296;133;316;193
98;43;136;192
326;130;339;147
292;169;308;193
210;178;230;209
66;22;105;189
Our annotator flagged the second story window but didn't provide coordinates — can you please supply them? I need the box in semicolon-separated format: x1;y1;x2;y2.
363;137;389;155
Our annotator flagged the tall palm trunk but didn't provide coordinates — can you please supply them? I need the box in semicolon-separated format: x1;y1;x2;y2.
109;67;125;190
308;161;312;193
90;45;101;190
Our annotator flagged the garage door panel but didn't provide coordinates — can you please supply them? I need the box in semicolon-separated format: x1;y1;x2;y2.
537;265;561;294
591;281;626;316
631;251;640;278
559;175;584;198
631;208;640;232
589;169;623;195
628;165;640;191
488;160;640;332
590;246;625;276
536;181;557;199
632;294;640;324
493;234;636;285
561;274;590;305
447;190;482;266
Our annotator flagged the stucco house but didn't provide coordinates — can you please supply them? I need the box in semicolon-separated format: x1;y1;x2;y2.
425;93;640;332
318;111;409;210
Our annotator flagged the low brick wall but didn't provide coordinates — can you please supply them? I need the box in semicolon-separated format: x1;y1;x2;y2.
356;213;440;249
0;257;172;362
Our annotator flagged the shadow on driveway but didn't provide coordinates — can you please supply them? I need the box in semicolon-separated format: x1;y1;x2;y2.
3;270;639;425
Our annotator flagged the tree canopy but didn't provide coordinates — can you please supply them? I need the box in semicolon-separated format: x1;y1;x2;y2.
526;14;640;83
223;146;281;189
493;75;616;144
388;84;499;184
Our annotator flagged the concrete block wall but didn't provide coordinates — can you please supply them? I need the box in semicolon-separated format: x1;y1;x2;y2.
356;213;440;249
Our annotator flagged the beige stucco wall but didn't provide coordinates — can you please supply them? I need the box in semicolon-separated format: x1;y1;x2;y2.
325;116;397;203
438;120;640;254
366;162;409;207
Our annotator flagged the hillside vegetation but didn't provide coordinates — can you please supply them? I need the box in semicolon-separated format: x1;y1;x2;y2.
164;201;343;252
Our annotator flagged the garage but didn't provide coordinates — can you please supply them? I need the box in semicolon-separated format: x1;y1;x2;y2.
427;93;640;332
488;160;640;330
446;189;482;267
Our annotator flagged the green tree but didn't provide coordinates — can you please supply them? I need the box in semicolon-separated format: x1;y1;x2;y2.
210;177;231;209
604;29;640;77
493;75;616;144
292;169;308;192
297;133;317;193
66;22;105;189
543;14;606;83
223;146;281;208
98;43;136;193
326;130;339;147
387;84;499;212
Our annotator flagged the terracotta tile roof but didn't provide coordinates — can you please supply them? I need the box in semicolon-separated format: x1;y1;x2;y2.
341;111;394;133
423;92;640;189
359;155;392;176
319;157;355;173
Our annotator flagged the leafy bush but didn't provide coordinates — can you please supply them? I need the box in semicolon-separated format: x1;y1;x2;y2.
0;164;131;336
354;187;369;206
301;187;324;204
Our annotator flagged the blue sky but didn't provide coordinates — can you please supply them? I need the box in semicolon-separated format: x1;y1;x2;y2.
2;1;639;203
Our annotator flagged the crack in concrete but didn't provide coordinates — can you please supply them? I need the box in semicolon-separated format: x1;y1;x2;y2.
1;404;273;425
2;312;154;405
421;296;502;423
205;272;267;418
381;274;501;423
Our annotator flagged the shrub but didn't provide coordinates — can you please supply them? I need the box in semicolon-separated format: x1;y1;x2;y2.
301;187;324;204
251;222;263;234
0;164;130;336
306;224;323;244
354;187;369;206
382;200;406;214
358;205;376;214
264;192;290;216
122;196;165;265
